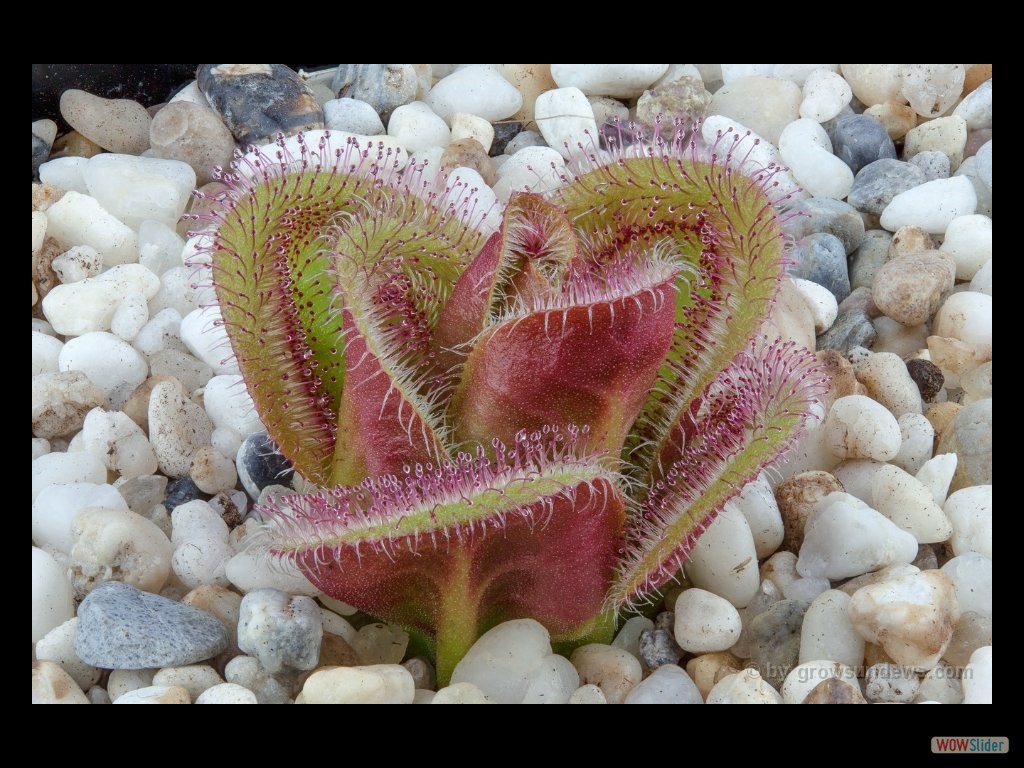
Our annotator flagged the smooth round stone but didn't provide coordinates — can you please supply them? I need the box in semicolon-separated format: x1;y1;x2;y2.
43;264;161;337
779;117;854;199
492;145;566;202
797;492;918;579
69;506;173;596
872;465;952;544
892;413;934;475
58;332;148;408
237;589;322;674
683;503;760;608
916;453;957;508
351;622;408;666
186;445;234;495
106;668;156;701
699;115;803;200
75;581;228;669
802;676;867;703
830;114;897;174
776;471;844;553
31;451;107;504
944;611;991;668
148;378;214;478
170;499;231;588
880;175;977;234
748;600;808;690
824;395;902;461
611;615;654;659
426;66;522;123
970;259;992;296
708;76;801;145
32;547;76;644
900;64;965;118
944;485;992;559
848;159;926;215
550;64;668;99
111;684;190;704
848;570;960;670
909;150;950;181
31;371;105;440
32;330;64;375
872;251;955;327
953;78;992;130
856;352;922;418
195;682;257;704
224;533;318;597
635;76;711;127
940;215;991;281
706;668;782;704
832;459;888;504
440;138;495;186
235;432;294;499
914;664;963;704
955;155;992;217
933;292;992;358
200;375;262;439
449;112;495;154
959;358;993;403
60;89;151;154
52;245;103;284
941;552;991;617
799;589;864;668
760;551;799;594
197;64;323;146
152;664;222;700
904;116;967;173
33;482;126;554
43;191;138;267
533;86;597;160
791;277;838;334
569;644;643;704
182;587;242;661
863;101;916;142
839;65;904;106
387;101;450;154
847;231;890;291
451;619;555;704
817;308;876;356
32;660;90;704
322;97;385;136
730;473;784;559
781;659;858;704
962;646;992;704
623;664;702;704
82;407;158;479
799;69;851;122
567;684;607;704
149;101;236;186
782;198;865;256
863;662;919;702
431;682;491;704
673;588;742;653
329;65;415;117
223;655;292;704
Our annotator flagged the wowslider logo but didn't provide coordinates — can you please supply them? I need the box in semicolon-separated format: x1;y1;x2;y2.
932;738;1008;754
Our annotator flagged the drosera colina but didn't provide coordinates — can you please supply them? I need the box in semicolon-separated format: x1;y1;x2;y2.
195;117;828;683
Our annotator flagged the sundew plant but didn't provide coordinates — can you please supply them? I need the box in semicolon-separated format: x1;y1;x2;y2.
201;118;827;682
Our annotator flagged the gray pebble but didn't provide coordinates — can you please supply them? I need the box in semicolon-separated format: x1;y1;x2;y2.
909;150;950;181
489;120;522;157
638;628;683;670
847;159;927;216
197;64;323;147
936;398;992;492
653;610;675;632
831;114;897;174
748;599;809;690
75;581;228;669
787;233;851;302
117;474;168;515
332;64;417;116
783;198;865;256
237;589;322;674
848;230;893;290
816;309;876;357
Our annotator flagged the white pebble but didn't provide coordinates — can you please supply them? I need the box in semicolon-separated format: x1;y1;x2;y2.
953;78;992;130
449;112;494;153
152;664;223;700
534;87;598;160
916;453;958;507
426;66;523;123
974;139;992;190
683;503;760;608
42;264;161;337
352;622;409;665
171;499;232;588
899;64;965;118
567;684;607;704
137;219;185;276
322;98;385;136
797;492;918;579
673;588;742;653
70;507;173;595
824;395;902;462
701;115;804;200
569;644;643;705
798;589;864;669
892;413;934;475
880;176;977;234
148;378;214;478
43;191;138;267
224;536;320;596
83;153;195;230
610;615;654;659
112;685;190;704
202;375;264;438
856;352;922;418
39;156;89;193
58;332;148;408
300;665;415;704
944;485;992;559
623;664;703;704
31;451;107;502
729;473;783;559
35;617;101;689
211;426;243;460
106;669;156;701
195;682;258;704
52;245;103;284
791;278;838;334
491;146;567;202
432;682;491;704
521;654;580;704
940;214;991;282
32;438;50;461
799;69;852;122
189;445;237;494
32;661;90;704
871;464;952;544
706;668;782;704
438;166;502;235
781;660;858;704
81;407;158;479
32;546;75;643
387;101;450;154
941;552;992;616
962;646;992;704
969;259;992;296
779;118;854;199
550;64;668;99
133;308;185;357
933;291;992;359
864;662;920;702
238;589;323;673
179;305;239;375
451;619;555;704
32;331;63;375
783;576;830;603
915;664;963;704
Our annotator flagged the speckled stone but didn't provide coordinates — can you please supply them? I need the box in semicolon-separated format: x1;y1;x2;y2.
830;114;897;174
935;398;992;492
197;64;323;146
638;628;684;670
332;64;418;116
816;309;876;355
635;76;711;128
75;581;228;669
748;600;809;690
783;198;866;256
906;359;945;403
847;160;927;216
786;233;850;302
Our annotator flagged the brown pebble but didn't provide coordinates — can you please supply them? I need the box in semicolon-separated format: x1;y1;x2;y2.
802;677;867;703
440;138;497;187
32;237;63;301
872;251;955;326
775;470;845;553
636;76;712;128
816;350;864;406
51;130;105;159
962;65;992;96
150;101;237;185
888;226;935;259
963;128;993;160
32;183;66;212
923;401;963;443
906;358;944;402
60;89;152;154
